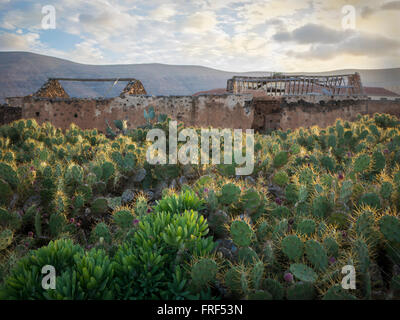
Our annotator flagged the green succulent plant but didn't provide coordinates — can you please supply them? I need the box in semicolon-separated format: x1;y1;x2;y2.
281;235;304;261
191;258;218;288
305;239;328;272
230;220;254;247
289;263;318;283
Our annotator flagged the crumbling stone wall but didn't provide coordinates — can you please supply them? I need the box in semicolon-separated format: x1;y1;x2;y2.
278;100;368;130
6;94;253;132
0;104;22;126
367;100;400;119
252;97;282;131
3;95;400;132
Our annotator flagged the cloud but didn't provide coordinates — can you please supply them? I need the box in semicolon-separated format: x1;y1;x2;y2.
382;1;400;10
0;0;398;71
70;41;104;64
360;1;400;19
183;11;218;33
150;4;176;21
1;4;42;30
0;32;40;50
287;32;400;60
78;8;138;41
361;6;375;18
273;23;347;44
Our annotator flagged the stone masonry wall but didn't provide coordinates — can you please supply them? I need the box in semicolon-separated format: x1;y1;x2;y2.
279;100;368;130
6;94;254;132
3;95;400;132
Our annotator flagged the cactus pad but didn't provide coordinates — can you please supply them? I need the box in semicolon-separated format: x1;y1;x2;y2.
281;235;304;261
230;220;254;247
191;258;218;288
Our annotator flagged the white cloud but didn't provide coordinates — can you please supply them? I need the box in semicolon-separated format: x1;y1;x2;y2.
150;4;176;21
287;32;400;60
78;8;138;41
1;4;42;30
0;32;40;50
183;11;217;33
70;41;104;64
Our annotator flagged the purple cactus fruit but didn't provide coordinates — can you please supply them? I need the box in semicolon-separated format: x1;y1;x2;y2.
329;256;336;264
338;173;344;180
275;197;282;205
70;218;75;223
28;231;34;238
384;149;389;154
133;219;139;225
204;188;209;193
284;272;294;283
147;208;152;213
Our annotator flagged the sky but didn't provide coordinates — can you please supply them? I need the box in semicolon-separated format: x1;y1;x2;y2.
0;0;399;72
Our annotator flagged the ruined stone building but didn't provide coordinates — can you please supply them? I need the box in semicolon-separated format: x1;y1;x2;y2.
1;73;400;131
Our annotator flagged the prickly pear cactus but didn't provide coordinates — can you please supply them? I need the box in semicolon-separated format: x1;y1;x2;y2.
247;290;272;300
379;216;400;243
323;237;339;258
101;161;115;182
305;239;328;272
290;263;318;283
358;192;381;209
312;195;332;218
0;162;19;189
49;213;66;238
113;209;134;229
0;229;13;250
240;188;261;213
353;239;370;273
273;151;288;168
191;258;218;288
296;219;316;236
287;282;316;300
90;222;112;244
263;278;284;300
238;247;259;265
281;235;304;261
322;284;357;300
91;197;109;215
353;154;370;173
251;261;264;290
219;183;241;206
230;220;254;247
224;266;244;297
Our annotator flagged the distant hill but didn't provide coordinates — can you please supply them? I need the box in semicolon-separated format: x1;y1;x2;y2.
0;51;399;102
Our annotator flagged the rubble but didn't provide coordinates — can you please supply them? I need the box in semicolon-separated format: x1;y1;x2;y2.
120;80;147;96
32;79;69;98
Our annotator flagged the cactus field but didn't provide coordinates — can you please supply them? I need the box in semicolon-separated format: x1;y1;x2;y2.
0;113;400;300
